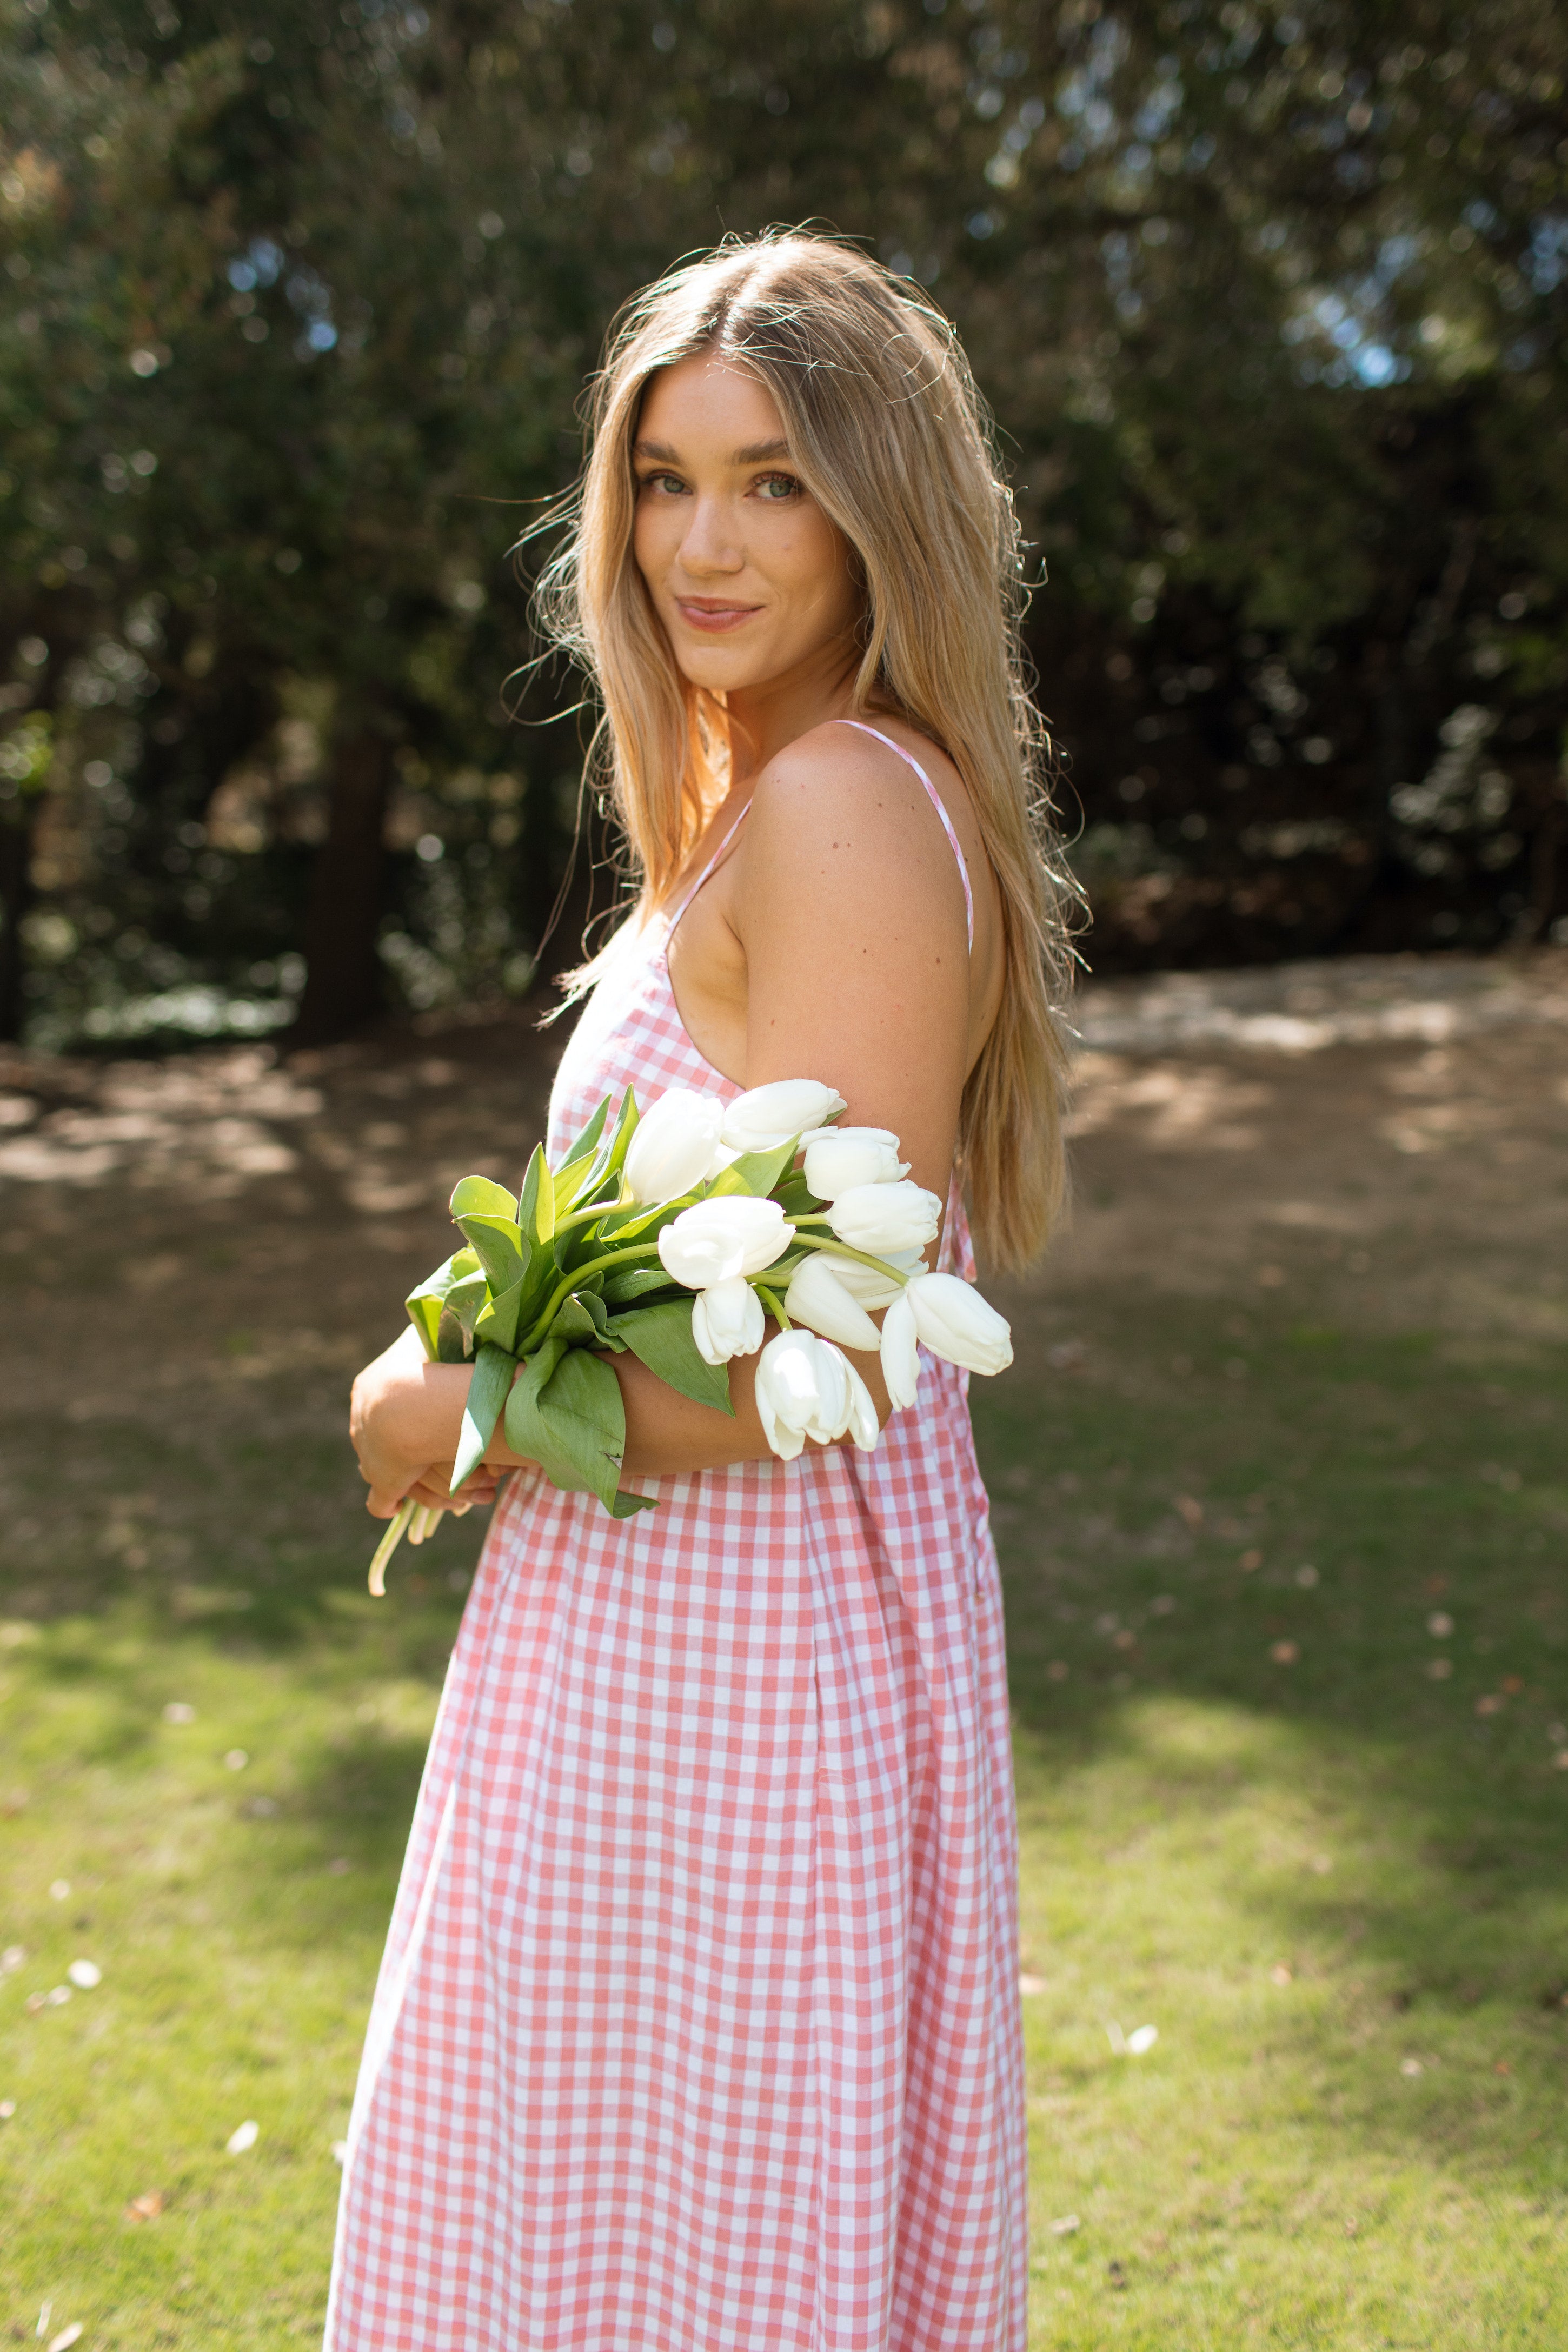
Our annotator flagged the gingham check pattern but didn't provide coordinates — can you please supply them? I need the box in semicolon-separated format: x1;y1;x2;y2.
324;908;1027;2350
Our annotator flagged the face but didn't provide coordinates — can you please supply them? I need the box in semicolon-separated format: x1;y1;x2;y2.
631;355;863;697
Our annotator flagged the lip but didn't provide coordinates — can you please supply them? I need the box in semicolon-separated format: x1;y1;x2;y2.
674;598;763;635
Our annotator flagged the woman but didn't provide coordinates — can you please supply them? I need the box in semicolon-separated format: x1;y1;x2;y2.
330;233;1074;2352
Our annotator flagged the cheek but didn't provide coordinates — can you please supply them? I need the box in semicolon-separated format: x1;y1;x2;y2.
632;498;675;583
776;513;858;610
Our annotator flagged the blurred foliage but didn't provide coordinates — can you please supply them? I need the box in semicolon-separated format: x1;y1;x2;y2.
0;0;1565;1044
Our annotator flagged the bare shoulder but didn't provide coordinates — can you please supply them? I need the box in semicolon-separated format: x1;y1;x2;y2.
741;717;971;938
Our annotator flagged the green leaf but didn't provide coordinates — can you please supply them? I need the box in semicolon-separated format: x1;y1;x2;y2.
507;1341;652;1513
473;1270;528;1353
435;1309;470;1363
604;1297;734;1415
550;1293;601;1343
451;1343;515;1492
574;1288;610;1336
518;1142;554;1246
600;1265;676;1307
445;1267;491;1343
450;1174;519;1221
553;1094;613;1211
405;1248;477;1358
707;1135;800;1200
504;1333;566;1457
406;1287;444;1360
560;1091;612;1172
606;1485;660;1518
605;1086;640;1174
772;1173;823;1215
455;1211;527;1296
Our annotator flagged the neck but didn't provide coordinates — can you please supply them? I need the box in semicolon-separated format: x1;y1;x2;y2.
721;637;863;785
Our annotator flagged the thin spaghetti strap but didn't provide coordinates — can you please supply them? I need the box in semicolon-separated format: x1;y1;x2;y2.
833;719;974;951
664;800;753;940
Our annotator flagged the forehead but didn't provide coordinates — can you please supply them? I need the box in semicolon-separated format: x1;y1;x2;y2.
635;355;787;453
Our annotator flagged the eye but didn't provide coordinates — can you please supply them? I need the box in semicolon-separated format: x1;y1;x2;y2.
638;471;688;496
754;472;802;502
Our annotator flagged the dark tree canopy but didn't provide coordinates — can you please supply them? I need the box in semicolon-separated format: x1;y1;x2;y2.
1;0;1564;1046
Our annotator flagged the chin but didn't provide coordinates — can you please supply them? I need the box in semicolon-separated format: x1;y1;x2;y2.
671;639;773;694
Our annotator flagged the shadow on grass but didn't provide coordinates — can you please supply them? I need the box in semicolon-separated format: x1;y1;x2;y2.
974;1287;1568;2183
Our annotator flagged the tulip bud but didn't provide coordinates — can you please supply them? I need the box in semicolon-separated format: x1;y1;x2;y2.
879;1288;921;1412
754;1328;878;1461
690;1274;765;1366
830;1247;927;1312
622;1086;727;1205
657;1195;794;1289
721;1078;848;1154
905;1271;1013;1377
783;1252;882;1352
801;1126;909;1199
826;1179;942;1257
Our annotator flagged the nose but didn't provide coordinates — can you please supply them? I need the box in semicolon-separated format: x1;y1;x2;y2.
678;491;745;577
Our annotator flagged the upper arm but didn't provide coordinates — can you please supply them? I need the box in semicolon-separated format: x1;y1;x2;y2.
733;732;972;1202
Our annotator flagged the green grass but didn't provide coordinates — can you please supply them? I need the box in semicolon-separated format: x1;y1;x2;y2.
987;1295;1568;2347
2;1284;1565;2344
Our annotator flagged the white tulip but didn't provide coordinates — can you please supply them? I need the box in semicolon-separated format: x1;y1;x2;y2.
830;1247;927;1311
657;1195;794;1288
840;1354;881;1450
782;1253;882;1352
906;1271;1013;1377
802;1126;909;1199
690;1274;765;1366
721;1079;848;1154
826;1179;942;1257
879;1288;922;1412
754;1329;878;1461
622;1086;727;1205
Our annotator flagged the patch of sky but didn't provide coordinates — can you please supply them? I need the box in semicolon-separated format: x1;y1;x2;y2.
1374;234;1421;285
227;238;284;294
1526;214;1568;295
1303;289;1411;387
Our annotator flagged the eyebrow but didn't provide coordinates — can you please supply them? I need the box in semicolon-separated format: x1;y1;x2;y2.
633;437;793;465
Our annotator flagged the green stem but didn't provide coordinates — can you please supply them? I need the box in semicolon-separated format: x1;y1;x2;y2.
552;1184;626;1236
753;1280;790;1330
790;1228;913;1284
368;1497;416;1598
515;1242;666;1358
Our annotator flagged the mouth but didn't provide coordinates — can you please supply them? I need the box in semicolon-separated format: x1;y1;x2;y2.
674;598;763;635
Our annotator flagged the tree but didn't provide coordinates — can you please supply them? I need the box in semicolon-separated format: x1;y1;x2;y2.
2;0;1564;1048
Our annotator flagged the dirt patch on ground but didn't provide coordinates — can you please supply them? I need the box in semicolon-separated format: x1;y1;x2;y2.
2;949;1564;1434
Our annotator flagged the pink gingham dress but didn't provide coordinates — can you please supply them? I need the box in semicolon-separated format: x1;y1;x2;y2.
325;728;1028;2351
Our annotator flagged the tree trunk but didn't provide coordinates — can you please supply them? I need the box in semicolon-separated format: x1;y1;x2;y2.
291;722;396;1046
0;810;36;1045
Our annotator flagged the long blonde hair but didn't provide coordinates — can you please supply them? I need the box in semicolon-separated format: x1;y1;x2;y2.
531;232;1078;1268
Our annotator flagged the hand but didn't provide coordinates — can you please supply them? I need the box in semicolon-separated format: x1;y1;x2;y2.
350;1326;506;1519
405;1461;506;1516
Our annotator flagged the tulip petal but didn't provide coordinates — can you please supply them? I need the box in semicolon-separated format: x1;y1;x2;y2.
880;1289;921;1411
783;1254;883;1352
826;1180;944;1257
622;1087;727;1205
721;1079;848;1154
906;1271;1014;1376
691;1276;765;1366
841;1359;881;1450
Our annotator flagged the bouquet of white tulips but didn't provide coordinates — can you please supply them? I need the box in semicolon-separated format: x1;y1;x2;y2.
367;1077;1013;1593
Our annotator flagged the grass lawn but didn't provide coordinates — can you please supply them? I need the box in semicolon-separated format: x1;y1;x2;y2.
2;988;1565;2346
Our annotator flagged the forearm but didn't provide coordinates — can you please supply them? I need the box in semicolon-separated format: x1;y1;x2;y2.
352;1318;891;1503
614;1326;890;1479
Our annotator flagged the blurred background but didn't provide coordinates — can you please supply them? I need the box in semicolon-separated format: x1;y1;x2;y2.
2;0;1565;1049
3;7;1568;2347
